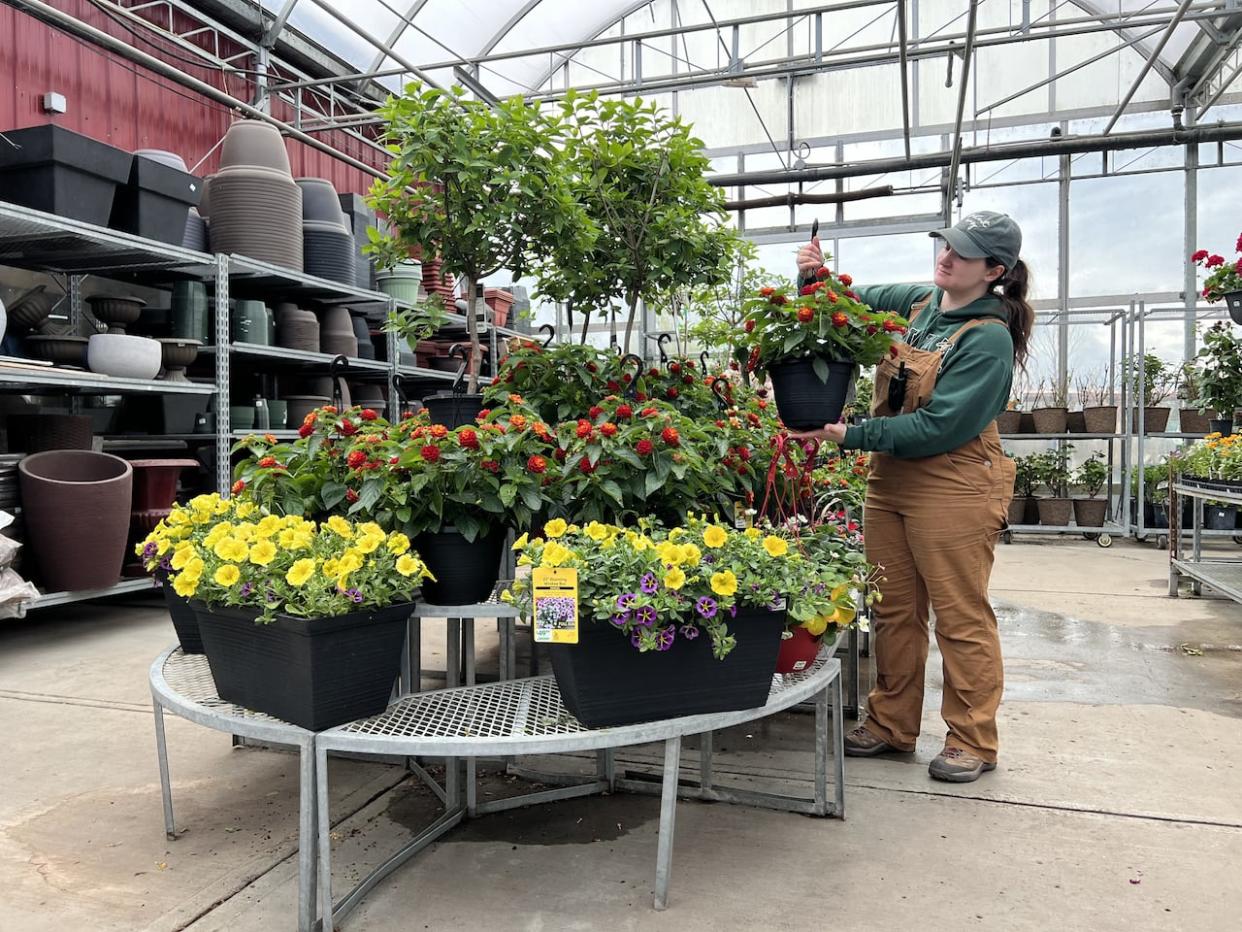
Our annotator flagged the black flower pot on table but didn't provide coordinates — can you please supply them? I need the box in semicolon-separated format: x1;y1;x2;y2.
192;601;414;730
768;357;857;430
549;607;787;728
421;393;485;429
414;526;507;606
155;570;203;653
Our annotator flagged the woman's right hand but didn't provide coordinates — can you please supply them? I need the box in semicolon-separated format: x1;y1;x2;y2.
797;235;824;277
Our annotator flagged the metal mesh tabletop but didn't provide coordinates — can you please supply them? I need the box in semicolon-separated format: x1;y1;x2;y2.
322;653;840;756
411;581;522;618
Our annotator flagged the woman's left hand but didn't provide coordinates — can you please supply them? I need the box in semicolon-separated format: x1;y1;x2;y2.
787;422;848;444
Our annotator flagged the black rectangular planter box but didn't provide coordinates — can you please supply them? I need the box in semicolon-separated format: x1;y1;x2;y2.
193;601;413;730
109;155;202;245
160;576;203;653
549;607;786;728
119;394;210;435
0;124;132;225
1204;504;1239;531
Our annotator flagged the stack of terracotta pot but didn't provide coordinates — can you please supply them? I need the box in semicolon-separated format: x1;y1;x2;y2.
201;122;303;272
420;257;457;309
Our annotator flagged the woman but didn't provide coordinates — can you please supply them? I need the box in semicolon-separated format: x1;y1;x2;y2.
792;211;1034;783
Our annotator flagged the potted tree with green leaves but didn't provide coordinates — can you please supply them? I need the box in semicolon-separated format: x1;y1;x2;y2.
1031;377;1069;434
1174;360;1213;434
532;91;736;353
1072;451;1109;528
1194;323;1242;435
1008;451;1038;526
1077;369;1117;434
368;84;593;403
1032;446;1073;526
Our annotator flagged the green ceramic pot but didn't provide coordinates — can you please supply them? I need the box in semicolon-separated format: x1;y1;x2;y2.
231;300;269;345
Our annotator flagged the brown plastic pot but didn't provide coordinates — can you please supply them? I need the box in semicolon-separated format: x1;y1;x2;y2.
1030;406;1068;434
1019;412;1036;434
995;410;1021;435
1178;408;1213;435
19;450;133;591
1066;410;1086;433
1131;407;1171;432
1036;497;1073;527
1082;405;1117;433
1072;498;1108;527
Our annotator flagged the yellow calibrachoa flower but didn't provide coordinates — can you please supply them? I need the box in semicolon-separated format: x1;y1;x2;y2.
512;532;530;551
167;509;190;527
181;557;204;581
395;553;423;577
710;570;738;597
544;518;568;539
213;537;248;562
172;574;199;598
326;515;353;539
171;545;198;571
681;543;702;566
744;527;762;540
762;535;789;558
584;521;609;542
256;515;282;538
234;523;256;542
249;539;277;566
355;533;381;555
322;558;341;579
668;528;685;541
234;500;257;519
664;566;687;590
386;532;411;555
213;564;240;586
338;551;364;576
703;525;728;548
542;540;572;567
358;522;384;538
279;528;309;550
286;558;316;587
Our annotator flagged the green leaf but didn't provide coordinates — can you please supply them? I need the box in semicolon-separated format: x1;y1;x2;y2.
520;485;543;512
812;356;830;383
499;484;517;508
321;480;347;510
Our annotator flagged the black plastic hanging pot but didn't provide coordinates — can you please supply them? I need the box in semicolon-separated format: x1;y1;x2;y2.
768;356;857;430
1223;291;1242;325
413;526;507;606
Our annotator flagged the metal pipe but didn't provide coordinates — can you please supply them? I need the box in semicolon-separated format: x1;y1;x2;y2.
723;185;894;210
1102;0;1196;135
14;0;392;181
946;1;979;202
707;120;1242;185
896;0;911;161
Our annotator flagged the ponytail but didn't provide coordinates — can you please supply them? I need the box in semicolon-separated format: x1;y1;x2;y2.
988;257;1034;369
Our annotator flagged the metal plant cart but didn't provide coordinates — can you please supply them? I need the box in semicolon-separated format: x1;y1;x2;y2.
314;652;845;927
148;647;320;932
1168;479;1242;605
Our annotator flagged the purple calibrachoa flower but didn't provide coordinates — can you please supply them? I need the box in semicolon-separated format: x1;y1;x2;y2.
239;582;255;599
640;573;659;595
142;541;158;560
656;626;676;651
679;624;700;640
266;587;279;603
634;604;658;627
611;611;632;628
159;555;173;572
630;633;643;649
347;587;364;604
729;604;737;618
702;554;716;565
695;596;717;619
616;593;638;610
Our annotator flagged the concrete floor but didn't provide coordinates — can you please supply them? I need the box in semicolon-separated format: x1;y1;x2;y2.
1;537;1240;931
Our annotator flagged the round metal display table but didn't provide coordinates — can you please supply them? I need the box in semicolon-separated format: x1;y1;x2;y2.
148;647;320;932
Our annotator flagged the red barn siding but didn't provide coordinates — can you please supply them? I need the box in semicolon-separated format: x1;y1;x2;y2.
0;1;387;195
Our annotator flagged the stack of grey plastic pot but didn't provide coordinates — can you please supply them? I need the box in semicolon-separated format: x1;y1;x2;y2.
297;178;355;286
200;122;303;271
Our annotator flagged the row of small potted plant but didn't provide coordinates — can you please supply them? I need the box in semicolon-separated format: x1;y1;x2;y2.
1007;448;1109;528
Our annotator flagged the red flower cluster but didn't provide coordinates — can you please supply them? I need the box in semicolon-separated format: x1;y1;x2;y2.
635;439;654;456
458;428;480;450
601;422;618;437
339;420;358;436
420;445;440;463
345;488;359;504
298;422;314;438
1192;249;1210;262
576;419;593;439
799;283;819;296
839;273;853;287
661;427;680;447
579;456;595;474
797;306;814;323
665;387;679;399
231;480;246;495
481;459;500;473
815;266;832;280
346;450;367;469
1206;254;1226;268
744;319;755;333
360;408;379;421
640;406;658;418
430;424;449;439
257;456;279;469
527;455;547;474
588;405;604;420
831;312;849;328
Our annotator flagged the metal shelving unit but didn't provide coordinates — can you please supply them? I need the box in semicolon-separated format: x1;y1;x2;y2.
1169;480;1242;603
0;202;518;610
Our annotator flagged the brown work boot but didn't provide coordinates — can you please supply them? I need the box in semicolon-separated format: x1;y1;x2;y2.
844;725;898;757
929;746;997;783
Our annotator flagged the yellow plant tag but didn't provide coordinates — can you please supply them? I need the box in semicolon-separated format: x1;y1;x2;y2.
532;566;579;644
733;501;753;530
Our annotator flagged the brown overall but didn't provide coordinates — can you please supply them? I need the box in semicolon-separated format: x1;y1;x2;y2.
863;303;1016;762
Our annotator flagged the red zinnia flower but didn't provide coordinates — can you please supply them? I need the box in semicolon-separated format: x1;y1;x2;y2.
347;450;367;469
1207;254;1226;268
1192;248;1210;262
839;273;853;287
420;445;440;462
616;404;633;418
360;408;378;421
826;290;839;303
738;446;751;461
588;405;604;420
669;362;681;374
635;438;654;456
345;488;359;503
458;428;479;449
607;379;621;391
601;422;618;437
411;426;426;439
430;424;449;439
770;294;787;306
815;266;832;280
298;423;314;438
832;312;849;328
797;306;814;323
759;286;775;297
339;419;358;436
477;408;492;420
256;455;277;468
666;386;679;399
576;420;593;439
883;319;901;332
744;319;755;333
640;406;658;418
527;455;548;474
231;480;246;495
578;456;595;474
481;459;500;473
661;427;680;447
799;283;818;296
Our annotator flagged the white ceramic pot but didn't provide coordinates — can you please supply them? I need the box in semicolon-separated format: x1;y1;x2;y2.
88;333;162;380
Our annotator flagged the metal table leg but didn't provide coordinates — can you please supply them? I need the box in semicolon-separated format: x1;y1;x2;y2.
463;617;476;686
699;731;714;798
653;736;682;911
844;626;860;719
833;671;846;819
152;700;176;840
297;737;317;932
446;619;461;688
814;685;829;816
316;743;333;929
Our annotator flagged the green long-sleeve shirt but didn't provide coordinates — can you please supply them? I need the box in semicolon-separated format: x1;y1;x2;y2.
812;281;1015;458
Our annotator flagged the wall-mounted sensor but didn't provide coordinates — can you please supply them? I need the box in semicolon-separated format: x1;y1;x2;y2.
41;92;68;114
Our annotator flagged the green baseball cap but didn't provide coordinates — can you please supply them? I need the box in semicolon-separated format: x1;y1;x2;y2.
931;211;1022;271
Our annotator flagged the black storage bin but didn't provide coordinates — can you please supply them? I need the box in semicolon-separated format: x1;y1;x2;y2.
193;601;413;730
0;124;131;225
549;607;786;728
110;155;202;245
118;394;210;435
